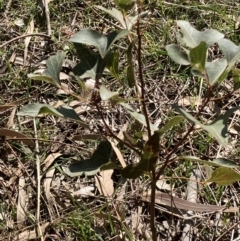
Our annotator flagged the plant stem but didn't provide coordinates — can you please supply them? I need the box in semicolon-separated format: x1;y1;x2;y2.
150;168;157;241
136;2;157;240
136;2;151;140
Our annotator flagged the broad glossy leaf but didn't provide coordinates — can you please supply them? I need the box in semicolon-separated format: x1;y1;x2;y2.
205;59;228;85
166;44;190;65
43;51;66;86
218;38;240;71
121;162;144;178
173;105;240;146
212;158;237;168
122;131;160;178
101;162;121;170
106;51;119;79
191;63;228;85
28;52;66;86
18;103;88;128
62;140;113;176
95;6;127;29
130;11;149;29
206;167;240;186
178;156;238;168
100;85;118;100
28;74;60;86
72;43;106;80
141;131;160;166
70;29;129;58
189;41;207;73
232;68;240;91
95;6;148;30
176;20;224;48
120;102;158;132
114;0;135;12
158;116;184;137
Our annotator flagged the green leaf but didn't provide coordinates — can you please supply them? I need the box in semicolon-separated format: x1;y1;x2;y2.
165;44;190;65
130;11;149;29
212;158;238;168
173;105;240;146
44;51;66;86
72;43;106;80
121;163;144;178
190;59;228;85
18;103;88;128
189;41;207;73
106;51;120;79
62;140;113;176
176;20;224;48
232;68;240;91
70;29;129;58
126;42;135;88
95;6;127;28
206;167;240;186
101;162;122;171
95;6;148;30
114;0;135;13
141;131;160;166
28;51;65;87
28;74;60;86
158;116;184;137
205;59;228;85
120;102;158;132
178;156;238;168
122;131;160;178
100;85;118;101
218;38;240;71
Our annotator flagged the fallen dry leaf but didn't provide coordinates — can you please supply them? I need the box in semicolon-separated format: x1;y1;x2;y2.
178;96;201;107
0;97;30;111
95;170;114;196
17;176;27;224
13;222;49;241
73;186;94;197
43;152;62;171
24;19;34;66
43;168;56;219
6;106;17;129
156;176;172;191
141;191;238;213
0;128;34;146
109;140;126;167
43;153;62;219
57;82;74;95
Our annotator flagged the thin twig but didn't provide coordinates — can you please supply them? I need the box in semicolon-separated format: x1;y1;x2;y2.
136;4;151;140
33;118;44;241
0;33;51;48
